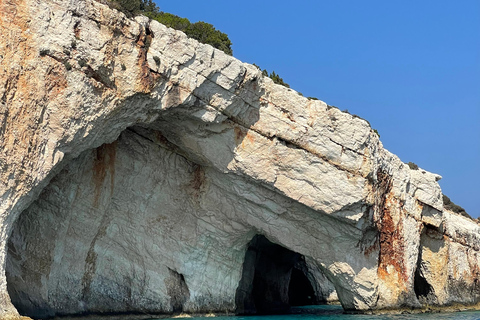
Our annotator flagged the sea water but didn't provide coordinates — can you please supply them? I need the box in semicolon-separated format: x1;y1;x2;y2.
154;305;480;320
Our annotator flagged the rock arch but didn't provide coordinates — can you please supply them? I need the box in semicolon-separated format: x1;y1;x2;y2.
5;125;362;318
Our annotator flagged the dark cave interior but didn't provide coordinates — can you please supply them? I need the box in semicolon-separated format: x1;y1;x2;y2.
235;235;319;315
288;267;316;306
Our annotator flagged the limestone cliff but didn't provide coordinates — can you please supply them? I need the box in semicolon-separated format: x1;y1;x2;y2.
1;0;479;319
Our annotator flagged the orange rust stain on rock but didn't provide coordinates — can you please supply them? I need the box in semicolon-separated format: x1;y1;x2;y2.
375;170;408;289
377;201;407;284
92;141;117;207
234;126;247;145
135;27;159;93
0;0;52;188
189;164;206;201
45;64;68;100
242;131;255;147
233;125;256;149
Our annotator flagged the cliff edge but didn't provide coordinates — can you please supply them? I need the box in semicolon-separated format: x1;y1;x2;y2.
1;0;479;319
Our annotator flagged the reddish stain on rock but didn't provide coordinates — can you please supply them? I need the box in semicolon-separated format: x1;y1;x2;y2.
190;165;205;191
45;64;68;100
153;130;169;145
234;125;247;145
136;26;159;93
375;170;408;287
233;125;256;149
92;141;117;207
189;164;206;202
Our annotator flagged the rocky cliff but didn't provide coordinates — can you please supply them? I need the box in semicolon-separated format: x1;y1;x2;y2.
1;0;480;319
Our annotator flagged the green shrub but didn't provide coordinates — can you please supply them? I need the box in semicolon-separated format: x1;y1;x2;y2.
307;97;319;100
106;0;233;55
373;129;380;138
259;68;289;88
184;21;232;55
268;70;289;88
64;61;72;71
407;162;418;170
149;12;190;31
108;0;152;17
443;195;471;219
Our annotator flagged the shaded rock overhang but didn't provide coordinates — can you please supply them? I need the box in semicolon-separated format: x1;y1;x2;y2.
1;0;480;318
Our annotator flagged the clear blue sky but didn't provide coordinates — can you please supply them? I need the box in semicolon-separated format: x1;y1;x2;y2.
154;1;480;218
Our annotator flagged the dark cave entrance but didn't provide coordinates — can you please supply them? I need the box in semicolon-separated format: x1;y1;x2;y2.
288;267;316;306
235;235;320;315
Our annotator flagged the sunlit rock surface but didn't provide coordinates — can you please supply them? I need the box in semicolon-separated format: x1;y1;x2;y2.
1;0;479;318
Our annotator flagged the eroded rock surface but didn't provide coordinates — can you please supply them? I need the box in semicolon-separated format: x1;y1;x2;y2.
0;0;479;318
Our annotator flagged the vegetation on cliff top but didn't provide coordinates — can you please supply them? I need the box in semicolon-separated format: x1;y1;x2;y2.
106;0;232;55
407;162;419;170
107;0;302;90
262;69;290;88
443;194;471;220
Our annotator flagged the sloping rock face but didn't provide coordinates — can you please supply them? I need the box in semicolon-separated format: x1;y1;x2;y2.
0;0;479;318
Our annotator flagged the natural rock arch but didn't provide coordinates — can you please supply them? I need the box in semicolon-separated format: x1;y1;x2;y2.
5;126;352;318
2;0;480;319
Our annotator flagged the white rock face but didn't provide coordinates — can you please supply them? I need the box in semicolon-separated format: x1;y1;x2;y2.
0;0;479;319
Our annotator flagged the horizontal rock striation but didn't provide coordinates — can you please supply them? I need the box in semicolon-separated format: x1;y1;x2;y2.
0;0;479;318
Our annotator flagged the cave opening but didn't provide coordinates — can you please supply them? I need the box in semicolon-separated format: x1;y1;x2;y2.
413;225;441;306
414;266;433;302
235;235;322;315
288;267;316;306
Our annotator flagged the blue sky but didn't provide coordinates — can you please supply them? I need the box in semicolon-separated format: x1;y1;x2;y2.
154;1;480;218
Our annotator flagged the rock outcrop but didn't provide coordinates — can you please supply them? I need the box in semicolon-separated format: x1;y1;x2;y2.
1;0;479;319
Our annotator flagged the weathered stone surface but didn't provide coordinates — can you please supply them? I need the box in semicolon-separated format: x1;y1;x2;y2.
0;0;479;318
416;212;480;307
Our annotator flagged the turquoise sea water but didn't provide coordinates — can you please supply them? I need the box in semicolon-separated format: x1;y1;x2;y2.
155;306;480;320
